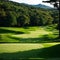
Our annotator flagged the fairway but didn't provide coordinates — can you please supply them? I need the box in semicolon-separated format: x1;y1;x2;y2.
12;29;52;38
0;43;44;53
0;43;60;60
0;27;60;60
0;26;59;43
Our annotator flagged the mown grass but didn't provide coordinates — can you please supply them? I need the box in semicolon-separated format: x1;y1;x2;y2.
0;26;59;43
0;43;60;60
0;26;60;60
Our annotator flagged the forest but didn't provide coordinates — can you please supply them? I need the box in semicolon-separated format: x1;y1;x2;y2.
0;0;59;27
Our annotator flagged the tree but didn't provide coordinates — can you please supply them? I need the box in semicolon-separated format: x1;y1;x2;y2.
17;15;30;27
43;0;59;9
0;9;7;26
6;11;17;26
43;0;60;38
0;0;59;27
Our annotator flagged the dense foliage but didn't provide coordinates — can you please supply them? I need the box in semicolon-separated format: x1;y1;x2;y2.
0;0;59;27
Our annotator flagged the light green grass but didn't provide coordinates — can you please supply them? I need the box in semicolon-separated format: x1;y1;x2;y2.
12;29;52;38
0;43;60;60
0;43;59;53
0;43;43;53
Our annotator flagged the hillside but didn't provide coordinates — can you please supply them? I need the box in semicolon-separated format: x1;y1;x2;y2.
0;0;59;27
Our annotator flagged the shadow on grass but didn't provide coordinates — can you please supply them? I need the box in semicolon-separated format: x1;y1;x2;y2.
0;28;24;34
2;34;59;43
0;44;60;60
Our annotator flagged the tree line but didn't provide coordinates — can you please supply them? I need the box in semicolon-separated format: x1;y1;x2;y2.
0;0;59;27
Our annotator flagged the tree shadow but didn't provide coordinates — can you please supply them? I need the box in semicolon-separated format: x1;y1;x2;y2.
23;27;29;29
0;28;24;34
0;44;60;60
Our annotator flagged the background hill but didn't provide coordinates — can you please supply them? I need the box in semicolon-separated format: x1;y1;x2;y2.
31;4;53;9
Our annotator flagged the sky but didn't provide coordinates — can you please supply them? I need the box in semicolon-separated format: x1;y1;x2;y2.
10;0;53;7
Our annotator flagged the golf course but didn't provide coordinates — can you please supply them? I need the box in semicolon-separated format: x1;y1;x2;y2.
0;26;60;60
0;26;59;43
0;0;60;59
0;43;60;60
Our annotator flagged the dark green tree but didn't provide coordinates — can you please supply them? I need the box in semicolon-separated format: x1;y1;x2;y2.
6;11;17;26
17;15;30;26
0;0;59;27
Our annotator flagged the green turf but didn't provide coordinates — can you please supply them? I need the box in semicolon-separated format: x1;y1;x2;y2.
0;26;59;43
0;26;60;60
0;43;60;60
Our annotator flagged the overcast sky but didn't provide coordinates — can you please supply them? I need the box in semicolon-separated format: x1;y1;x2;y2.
10;0;53;7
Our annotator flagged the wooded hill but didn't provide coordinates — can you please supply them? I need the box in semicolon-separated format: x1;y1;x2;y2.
0;0;59;27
